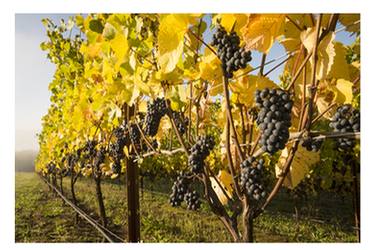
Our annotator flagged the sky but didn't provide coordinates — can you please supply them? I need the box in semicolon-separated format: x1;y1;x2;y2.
13;11;359;152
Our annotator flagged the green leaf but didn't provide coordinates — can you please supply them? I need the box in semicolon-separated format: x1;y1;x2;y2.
166;85;187;111
89;19;104;34
59;19;67;33
75;14;84;29
40;42;47;51
102;22;118;40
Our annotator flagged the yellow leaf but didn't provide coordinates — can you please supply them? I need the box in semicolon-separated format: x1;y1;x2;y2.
102;57;114;84
166;85;187;111
279;37;301;53
88;42;102;58
111;173;119;179
220;14;249;40
157;14;202;73
135;78;151;96
197;46;223;86
210;170;233;205
242;14;286;54
348;60;360;86
100;153;113;172
231;73;279;107
116;76;140;106
327;79;353;104
316;93;337;121
155;69;182;84
276;143;320;189
110;33;130;71
326;42;350;80
123;146;129;158
300;27;335;80
338;14;360;35
139;100;147;113
283;52;312;100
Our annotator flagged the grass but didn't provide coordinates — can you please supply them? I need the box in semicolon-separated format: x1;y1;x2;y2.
15;172;358;243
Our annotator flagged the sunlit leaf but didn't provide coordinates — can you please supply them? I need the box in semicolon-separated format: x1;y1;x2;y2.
276;143;320;189
210;170;233;205
157;14;203;73
242;14;286;54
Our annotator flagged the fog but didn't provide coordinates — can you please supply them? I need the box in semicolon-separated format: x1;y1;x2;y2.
15;150;38;172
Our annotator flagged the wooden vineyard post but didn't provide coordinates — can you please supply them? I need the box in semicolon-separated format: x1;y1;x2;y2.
124;103;140;242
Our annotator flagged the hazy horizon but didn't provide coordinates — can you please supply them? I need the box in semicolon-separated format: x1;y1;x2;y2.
15;129;40;151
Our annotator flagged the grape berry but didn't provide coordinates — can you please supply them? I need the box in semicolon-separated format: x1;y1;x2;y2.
300;138;324;152
188;134;216;174
329;104;360;150
240;158;267;201
210;26;252;78
254;88;293;155
144;97;168;137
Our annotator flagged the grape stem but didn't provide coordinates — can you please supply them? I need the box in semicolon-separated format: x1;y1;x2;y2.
187;28;217;55
286;15;303;31
292;43;304;78
305;14;323;137
311;102;336;125
161;82;190;158
221;68;244;200
286;14;339;93
352;75;360;85
255;140;299;218
259;53;267;76
133;117;157;153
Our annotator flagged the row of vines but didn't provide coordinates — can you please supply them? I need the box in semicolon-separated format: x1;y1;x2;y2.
36;13;360;242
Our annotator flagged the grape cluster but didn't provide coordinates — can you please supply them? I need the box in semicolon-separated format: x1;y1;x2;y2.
147;139;158;153
184;190;201;210
94;148;107;171
188;134;216;174
329;104;360;150
66;155;75;171
76;148;83;158
300;138;324;152
210;26;252;78
254;88;293;155
110;127;127;174
169;171;191;207
240;158;267;201
144;97;168;137
129;123;141;144
173;111;189;136
83;140;98;158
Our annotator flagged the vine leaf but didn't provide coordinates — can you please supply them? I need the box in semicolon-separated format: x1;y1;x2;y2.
231;73;279;107
326;42;351;80
166;85;187;111
157;14;203;73
110;33;130;71
300;27;335;80
276;143;320;189
316;93;337;121
327;79;353;104
220;14;249;39
241;14;286;54
338;14;360;35
210;170;234;205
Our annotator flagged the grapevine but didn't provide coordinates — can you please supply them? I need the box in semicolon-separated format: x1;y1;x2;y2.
34;13;360;243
